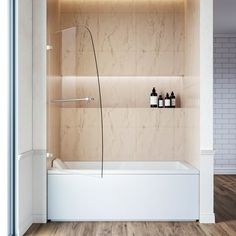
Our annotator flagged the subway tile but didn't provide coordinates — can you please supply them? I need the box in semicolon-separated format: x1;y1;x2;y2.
215;37;229;43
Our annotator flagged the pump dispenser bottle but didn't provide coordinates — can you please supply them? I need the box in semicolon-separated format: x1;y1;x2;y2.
150;87;158;107
158;95;164;108
164;93;171;108
170;91;176;108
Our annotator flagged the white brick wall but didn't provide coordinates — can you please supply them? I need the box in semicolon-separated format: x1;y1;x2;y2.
214;34;236;173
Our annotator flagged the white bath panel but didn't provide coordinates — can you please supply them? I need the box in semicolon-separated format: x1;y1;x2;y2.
48;161;199;221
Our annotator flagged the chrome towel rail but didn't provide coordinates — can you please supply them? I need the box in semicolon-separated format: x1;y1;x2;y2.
51;97;95;103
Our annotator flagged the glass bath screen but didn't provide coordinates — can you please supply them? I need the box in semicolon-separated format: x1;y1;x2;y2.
47;26;103;175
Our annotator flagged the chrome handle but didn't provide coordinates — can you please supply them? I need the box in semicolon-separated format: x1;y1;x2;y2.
51;97;95;103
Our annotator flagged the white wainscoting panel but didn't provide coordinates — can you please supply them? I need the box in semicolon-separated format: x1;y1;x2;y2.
200;150;215;223
32;150;47;223
16;150;47;236
16;151;33;236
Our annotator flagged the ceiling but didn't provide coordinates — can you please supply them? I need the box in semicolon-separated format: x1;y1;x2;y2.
214;0;236;34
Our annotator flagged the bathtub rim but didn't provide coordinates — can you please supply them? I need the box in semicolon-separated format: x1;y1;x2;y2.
48;160;199;175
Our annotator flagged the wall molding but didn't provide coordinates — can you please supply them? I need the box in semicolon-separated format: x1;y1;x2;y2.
17;149;46;161
17;150;34;161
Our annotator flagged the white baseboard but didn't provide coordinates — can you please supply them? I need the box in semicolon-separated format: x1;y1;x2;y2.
200;213;215;223
214;168;236;175
33;214;47;223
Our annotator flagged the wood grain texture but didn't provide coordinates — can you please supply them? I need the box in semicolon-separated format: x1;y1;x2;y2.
25;175;236;236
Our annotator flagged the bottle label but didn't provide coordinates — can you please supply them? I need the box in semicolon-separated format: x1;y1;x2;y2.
165;99;170;107
171;99;176;106
159;100;163;107
150;96;157;105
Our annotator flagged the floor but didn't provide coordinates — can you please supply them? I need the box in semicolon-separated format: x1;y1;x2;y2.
25;175;236;236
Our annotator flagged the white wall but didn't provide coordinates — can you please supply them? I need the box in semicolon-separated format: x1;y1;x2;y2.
32;0;47;223
184;0;215;223
16;0;47;235
16;0;33;234
0;0;11;234
17;0;33;154
199;0;215;223
200;0;214;151
33;0;47;151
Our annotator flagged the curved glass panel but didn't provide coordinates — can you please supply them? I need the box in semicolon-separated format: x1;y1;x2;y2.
47;26;103;177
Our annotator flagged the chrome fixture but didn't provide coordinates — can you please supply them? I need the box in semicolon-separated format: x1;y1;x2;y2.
51;97;95;103
46;45;53;50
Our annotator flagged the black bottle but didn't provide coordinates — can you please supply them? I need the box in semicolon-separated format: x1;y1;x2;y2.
170;91;176;108
150;87;158;108
164;93;171;108
158;95;164;108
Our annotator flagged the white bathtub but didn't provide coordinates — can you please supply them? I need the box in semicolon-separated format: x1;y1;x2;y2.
48;161;199;221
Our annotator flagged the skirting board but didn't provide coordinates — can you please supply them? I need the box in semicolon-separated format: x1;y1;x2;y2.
200;213;215;224
33;214;47;223
214;168;236;175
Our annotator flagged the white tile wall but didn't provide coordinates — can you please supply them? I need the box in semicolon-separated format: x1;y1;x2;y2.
214;34;236;172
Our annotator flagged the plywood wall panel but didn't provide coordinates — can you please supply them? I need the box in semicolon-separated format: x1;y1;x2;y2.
60;0;185;76
60;107;184;161
47;0;62;158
